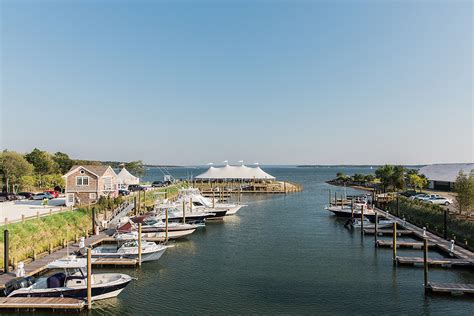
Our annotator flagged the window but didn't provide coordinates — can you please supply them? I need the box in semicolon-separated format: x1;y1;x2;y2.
76;176;89;186
89;193;97;200
103;177;112;190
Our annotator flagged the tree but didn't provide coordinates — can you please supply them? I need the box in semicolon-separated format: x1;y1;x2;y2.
375;165;394;192
391;165;406;191
53;152;74;174
0;151;34;192
352;173;366;183
364;174;375;183
408;174;428;192
454;171;474;214
25;148;58;174
125;160;145;177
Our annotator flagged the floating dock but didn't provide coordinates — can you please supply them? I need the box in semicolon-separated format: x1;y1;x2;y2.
396;256;473;268
0;297;85;311
363;228;414;236
426;282;474;296
376;240;435;249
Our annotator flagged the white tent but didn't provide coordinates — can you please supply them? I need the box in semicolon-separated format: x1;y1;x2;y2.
195;165;275;180
116;168;140;188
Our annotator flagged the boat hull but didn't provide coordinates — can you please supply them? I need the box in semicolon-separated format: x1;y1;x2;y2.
8;278;132;301
92;248;166;262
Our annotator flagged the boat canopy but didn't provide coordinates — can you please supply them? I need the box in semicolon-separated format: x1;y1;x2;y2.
195;165;275;180
47;257;87;269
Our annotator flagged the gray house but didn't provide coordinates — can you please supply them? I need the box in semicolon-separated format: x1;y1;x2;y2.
418;163;474;191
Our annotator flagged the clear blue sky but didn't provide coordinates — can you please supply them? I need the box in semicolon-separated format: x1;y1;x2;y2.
1;0;472;165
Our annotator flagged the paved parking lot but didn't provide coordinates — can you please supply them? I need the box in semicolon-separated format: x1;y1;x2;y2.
0;198;67;225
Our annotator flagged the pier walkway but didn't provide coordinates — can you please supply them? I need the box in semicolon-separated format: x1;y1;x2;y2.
375;207;474;264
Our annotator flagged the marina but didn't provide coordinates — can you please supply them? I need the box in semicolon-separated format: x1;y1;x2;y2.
0;166;472;314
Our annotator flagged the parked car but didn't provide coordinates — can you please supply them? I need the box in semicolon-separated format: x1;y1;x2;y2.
428;197;452;206
32;192;54;200
416;194;440;201
409;193;427;200
400;190;419;197
44;190;59;198
118;189;130;196
18;192;34;199
0;192;17;202
152;181;165;188
128;184;145;192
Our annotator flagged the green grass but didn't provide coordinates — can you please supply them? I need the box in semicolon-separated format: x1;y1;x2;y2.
0;208;92;268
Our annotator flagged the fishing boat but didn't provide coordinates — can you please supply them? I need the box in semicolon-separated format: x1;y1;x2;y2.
91;239;166;262
153;205;217;224
325;202;377;220
5;257;133;300
176;188;244;216
120;216;198;239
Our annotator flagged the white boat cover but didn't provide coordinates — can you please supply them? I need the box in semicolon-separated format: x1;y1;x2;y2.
195;165;275;180
116;168;140;185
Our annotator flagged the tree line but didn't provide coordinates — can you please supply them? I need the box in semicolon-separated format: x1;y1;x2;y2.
0;148;145;193
336;164;473;214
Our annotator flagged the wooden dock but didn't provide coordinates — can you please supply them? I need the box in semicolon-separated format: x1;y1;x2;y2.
375;207;474;263
426;282;474;296
376;240;435;249
396;256;474;268
0;297;85;311
0;232;108;290
363;228;414;236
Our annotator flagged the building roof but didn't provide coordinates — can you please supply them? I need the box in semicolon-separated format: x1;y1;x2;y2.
116;167;140;185
63;165;116;177
195;165;275;180
418;163;474;182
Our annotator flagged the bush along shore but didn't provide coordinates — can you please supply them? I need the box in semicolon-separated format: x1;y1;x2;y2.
383;196;474;250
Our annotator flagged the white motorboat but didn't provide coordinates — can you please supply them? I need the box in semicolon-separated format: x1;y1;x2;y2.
91;239;166;262
6;256;133;300
118;217;198;239
347;218;393;229
325;202;377;220
176;188;245;216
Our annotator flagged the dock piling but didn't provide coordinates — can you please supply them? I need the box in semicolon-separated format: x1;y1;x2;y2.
392;222;397;265
444;209;448;240
423;237;428;289
87;248;92;310
360;205;365;235
374;212;378;244
182;200;186;224
165;209;169;242
138;224;142;266
4;230;9;273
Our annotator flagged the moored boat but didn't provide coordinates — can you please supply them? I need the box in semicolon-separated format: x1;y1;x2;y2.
6;257;133;300
91;239;166;262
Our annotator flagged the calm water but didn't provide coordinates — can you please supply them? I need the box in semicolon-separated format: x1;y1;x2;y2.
41;167;474;314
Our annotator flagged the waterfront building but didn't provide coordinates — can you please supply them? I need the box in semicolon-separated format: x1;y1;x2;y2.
419;163;474;191
62;165;119;206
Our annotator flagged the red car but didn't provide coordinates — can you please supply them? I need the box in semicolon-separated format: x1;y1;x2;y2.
44;190;59;198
